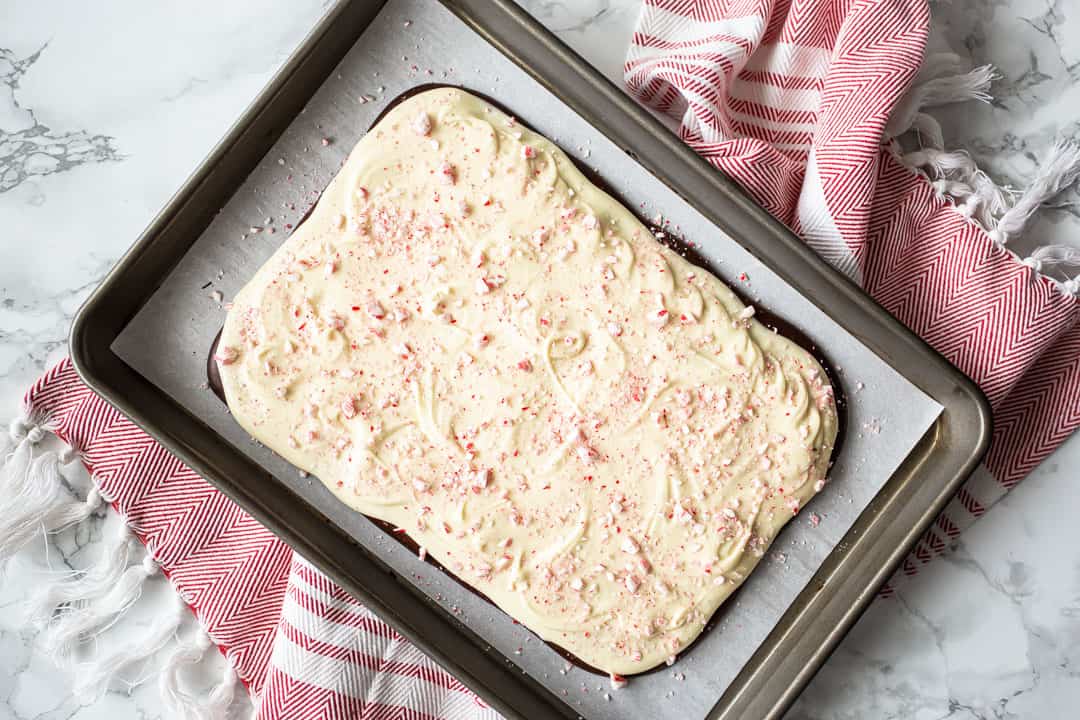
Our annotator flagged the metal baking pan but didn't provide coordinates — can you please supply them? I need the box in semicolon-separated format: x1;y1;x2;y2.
70;0;992;717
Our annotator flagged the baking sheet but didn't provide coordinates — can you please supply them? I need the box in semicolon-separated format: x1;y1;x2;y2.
113;0;943;717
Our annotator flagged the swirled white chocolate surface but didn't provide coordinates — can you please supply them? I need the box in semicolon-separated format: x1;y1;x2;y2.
217;87;838;676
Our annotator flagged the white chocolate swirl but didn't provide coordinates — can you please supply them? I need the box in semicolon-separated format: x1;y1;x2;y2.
218;88;838;675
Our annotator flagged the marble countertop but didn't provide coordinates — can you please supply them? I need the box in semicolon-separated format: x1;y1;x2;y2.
2;1;1078;718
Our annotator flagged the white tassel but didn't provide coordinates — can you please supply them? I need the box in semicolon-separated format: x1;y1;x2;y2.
207;663;240;719
1;415;50;522
0;416;99;569
159;628;211;717
907;113;944;152
915;52;973;82
930;178;972;198
991;141;1080;243
1020;245;1080;273
903;147;973;176
886;62;994;139
160;628;239;720
29;519;136;627
71;590;186;703
968;170;1013;224
904;150;1012;230
44;553;161;665
3;409;240;716
891;54;1080;299
1020;246;1080;294
887;56;1017;231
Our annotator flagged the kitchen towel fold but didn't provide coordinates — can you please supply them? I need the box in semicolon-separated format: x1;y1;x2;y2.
3;0;1079;718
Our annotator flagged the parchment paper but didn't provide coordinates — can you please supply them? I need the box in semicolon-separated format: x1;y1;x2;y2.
114;1;943;717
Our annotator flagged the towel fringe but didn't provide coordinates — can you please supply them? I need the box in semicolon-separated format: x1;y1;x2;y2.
889;53;1080;297
29;518;136;627
159;627;211;716
160;628;239;720
44;551;162;665
0;413;101;569
208;662;240;718
989;140;1080;246
885;62;994;140
1;408;247;714
1019;245;1080;277
71;591;186;703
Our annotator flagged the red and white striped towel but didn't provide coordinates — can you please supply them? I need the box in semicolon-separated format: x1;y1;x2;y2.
5;0;1078;717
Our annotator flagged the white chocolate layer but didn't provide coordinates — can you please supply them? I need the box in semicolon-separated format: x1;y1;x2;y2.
218;88;838;675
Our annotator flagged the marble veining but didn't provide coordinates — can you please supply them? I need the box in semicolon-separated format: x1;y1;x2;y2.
0;46;123;194
2;1;1079;718
789;451;1080;720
